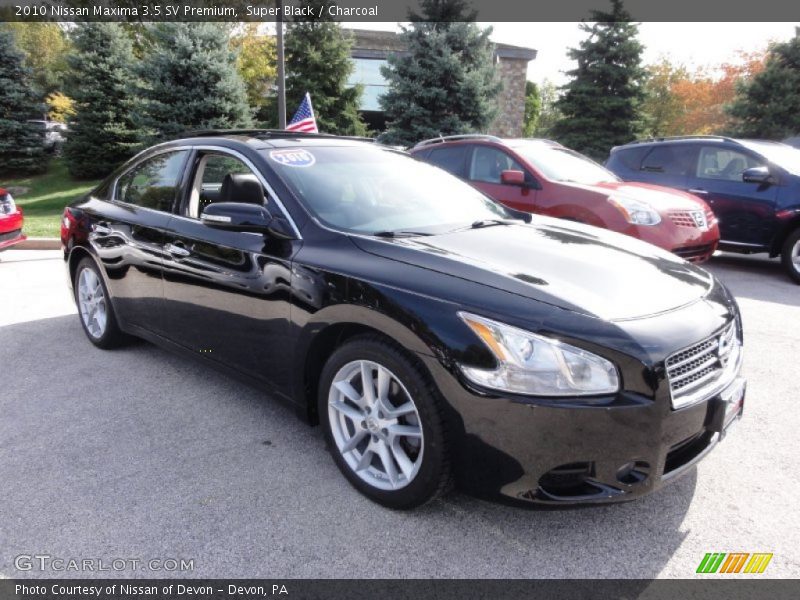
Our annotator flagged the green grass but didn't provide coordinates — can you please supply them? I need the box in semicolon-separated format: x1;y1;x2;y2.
1;159;101;237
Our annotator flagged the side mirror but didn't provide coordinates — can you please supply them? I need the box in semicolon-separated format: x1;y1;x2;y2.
742;166;772;184
501;169;526;186
201;202;294;238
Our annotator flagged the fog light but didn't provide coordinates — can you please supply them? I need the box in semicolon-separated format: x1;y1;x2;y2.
616;461;650;485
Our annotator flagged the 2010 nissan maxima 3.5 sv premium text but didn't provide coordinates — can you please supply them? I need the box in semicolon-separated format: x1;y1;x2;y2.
61;131;746;509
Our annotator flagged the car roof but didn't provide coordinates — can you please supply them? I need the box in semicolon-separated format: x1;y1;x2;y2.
411;134;562;151
162;129;375;151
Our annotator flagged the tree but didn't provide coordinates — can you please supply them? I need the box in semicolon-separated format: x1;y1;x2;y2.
63;23;142;179
523;81;541;137
379;0;500;146
46;92;75;123
136;22;252;142
231;23;277;122
284;2;366;136
642;51;766;137
727;37;800;138
642;59;689;137
2;23;70;96
0;28;48;176
552;0;646;159
534;79;561;137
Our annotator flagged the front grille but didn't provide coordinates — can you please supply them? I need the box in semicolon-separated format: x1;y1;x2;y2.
673;244;714;262
669;209;707;229
0;228;22;243
666;322;738;409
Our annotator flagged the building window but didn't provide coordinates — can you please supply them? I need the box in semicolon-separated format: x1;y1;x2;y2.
347;58;389;111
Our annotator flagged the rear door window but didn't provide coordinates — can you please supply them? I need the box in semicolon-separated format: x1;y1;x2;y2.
640;146;691;175
115;151;189;212
427;145;468;178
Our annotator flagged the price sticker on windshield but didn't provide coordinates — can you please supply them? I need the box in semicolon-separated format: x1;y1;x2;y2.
269;149;316;168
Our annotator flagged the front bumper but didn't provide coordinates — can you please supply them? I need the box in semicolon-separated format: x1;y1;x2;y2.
0;211;26;251
420;354;745;506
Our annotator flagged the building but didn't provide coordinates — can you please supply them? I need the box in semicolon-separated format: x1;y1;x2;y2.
344;29;537;136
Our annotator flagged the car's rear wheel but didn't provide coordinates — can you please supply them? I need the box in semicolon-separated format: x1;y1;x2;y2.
781;228;800;285
74;257;128;348
318;335;452;509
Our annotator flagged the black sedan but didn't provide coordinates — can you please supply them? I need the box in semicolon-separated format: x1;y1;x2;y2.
61;131;746;509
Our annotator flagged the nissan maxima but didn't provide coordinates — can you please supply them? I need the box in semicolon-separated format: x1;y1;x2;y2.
61;131;746;509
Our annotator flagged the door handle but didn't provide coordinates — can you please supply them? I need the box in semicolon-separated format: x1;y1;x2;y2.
165;242;191;258
93;223;112;235
688;188;708;195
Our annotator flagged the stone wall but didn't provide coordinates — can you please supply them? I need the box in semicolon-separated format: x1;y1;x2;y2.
488;57;529;138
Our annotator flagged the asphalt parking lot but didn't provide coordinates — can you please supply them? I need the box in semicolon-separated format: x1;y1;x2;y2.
1;248;798;579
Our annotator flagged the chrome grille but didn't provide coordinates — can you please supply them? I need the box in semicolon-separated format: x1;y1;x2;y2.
668;210;708;229
666;322;738;409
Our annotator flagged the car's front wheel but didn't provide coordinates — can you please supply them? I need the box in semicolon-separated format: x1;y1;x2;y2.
781;228;800;285
74;257;129;348
318;335;452;509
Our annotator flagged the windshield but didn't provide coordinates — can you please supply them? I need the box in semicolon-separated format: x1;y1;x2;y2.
263;145;512;235
512;143;619;184
740;141;800;176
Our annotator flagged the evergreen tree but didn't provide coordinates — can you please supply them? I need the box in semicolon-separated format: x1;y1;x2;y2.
727;37;800;139
284;2;366;136
136;23;252;142
379;0;500;146
381;0;502;144
63;23;142;179
552;0;645;160
0;27;48;176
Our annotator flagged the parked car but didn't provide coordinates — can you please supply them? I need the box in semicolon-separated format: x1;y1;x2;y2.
607;135;800;283
27;120;67;153
0;188;26;251
61;131;745;509
410;135;719;263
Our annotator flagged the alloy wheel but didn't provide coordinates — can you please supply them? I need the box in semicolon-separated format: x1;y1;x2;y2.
78;267;107;339
327;360;424;491
792;239;800;274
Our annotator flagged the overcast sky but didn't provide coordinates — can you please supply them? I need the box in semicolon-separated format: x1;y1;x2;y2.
347;22;799;85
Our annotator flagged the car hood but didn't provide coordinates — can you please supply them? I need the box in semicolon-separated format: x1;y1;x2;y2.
564;181;707;211
351;218;714;322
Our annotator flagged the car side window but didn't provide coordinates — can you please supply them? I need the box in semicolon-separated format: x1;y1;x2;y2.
115;151;189;212
696;147;764;182
640;146;690;175
469;146;526;184
187;153;268;219
427;146;468;178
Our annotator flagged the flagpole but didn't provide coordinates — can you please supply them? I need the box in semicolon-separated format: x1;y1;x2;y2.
276;0;287;129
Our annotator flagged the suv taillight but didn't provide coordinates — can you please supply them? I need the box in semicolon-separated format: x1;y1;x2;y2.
61;207;77;242
0;192;16;215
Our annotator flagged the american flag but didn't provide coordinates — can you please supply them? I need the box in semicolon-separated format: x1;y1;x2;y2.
286;92;318;133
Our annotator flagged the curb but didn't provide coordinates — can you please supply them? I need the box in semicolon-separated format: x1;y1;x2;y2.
17;237;61;250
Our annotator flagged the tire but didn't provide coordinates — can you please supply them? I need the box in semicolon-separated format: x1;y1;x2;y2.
781;228;800;285
318;335;452;509
73;257;129;348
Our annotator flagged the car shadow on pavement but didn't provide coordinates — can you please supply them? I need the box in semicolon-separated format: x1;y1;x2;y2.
706;253;799;307
1;314;694;580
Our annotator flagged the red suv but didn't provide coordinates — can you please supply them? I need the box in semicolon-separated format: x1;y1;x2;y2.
411;136;720;262
0;188;26;251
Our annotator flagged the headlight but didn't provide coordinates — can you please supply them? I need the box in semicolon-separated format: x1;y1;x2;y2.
0;192;15;215
458;312;620;396
608;195;661;226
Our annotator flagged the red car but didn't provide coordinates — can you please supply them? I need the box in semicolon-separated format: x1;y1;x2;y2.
0;187;26;251
411;136;720;262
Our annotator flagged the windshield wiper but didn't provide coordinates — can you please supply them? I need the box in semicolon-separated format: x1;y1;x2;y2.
470;219;514;229
372;230;434;238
